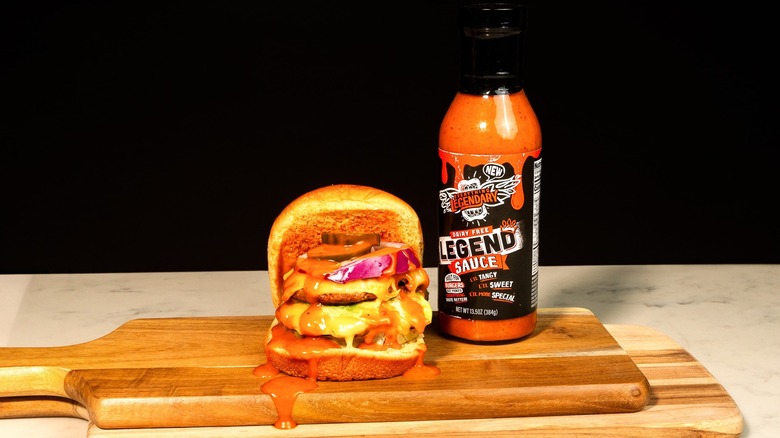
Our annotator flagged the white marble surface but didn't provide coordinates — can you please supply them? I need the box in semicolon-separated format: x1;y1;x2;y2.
1;265;777;437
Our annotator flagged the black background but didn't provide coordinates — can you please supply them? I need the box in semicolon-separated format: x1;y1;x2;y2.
2;1;778;273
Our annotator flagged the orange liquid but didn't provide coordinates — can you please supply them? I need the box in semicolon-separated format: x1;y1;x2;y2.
402;344;441;379
260;375;318;430
438;90;541;343
252;362;280;379
440;90;541;155
438;310;536;342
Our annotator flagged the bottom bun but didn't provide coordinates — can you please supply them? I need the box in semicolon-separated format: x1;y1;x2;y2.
264;321;424;381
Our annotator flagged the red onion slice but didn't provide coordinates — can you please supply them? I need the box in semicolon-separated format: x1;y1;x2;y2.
323;243;421;284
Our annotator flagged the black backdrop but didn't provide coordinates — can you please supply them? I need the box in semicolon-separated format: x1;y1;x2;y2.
3;1;778;273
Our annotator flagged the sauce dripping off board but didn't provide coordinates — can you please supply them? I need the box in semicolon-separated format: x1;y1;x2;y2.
252;350;439;429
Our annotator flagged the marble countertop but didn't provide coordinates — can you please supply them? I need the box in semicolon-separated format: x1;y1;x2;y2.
1;265;777;437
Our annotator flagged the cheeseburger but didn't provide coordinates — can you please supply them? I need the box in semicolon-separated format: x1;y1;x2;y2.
265;184;433;381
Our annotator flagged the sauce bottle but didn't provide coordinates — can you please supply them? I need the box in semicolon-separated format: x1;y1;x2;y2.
437;3;542;343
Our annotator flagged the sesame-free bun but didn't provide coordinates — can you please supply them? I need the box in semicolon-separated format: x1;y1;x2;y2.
267;184;424;308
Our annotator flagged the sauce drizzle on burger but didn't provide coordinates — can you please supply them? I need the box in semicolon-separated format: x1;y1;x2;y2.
262;184;439;382
267;236;434;381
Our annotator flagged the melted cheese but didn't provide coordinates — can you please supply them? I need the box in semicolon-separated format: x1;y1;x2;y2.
276;245;432;349
282;272;400;303
277;267;432;349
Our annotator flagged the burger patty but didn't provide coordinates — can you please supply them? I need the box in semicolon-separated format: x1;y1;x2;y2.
291;289;377;305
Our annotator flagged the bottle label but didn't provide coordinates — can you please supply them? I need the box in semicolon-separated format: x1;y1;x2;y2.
437;148;541;320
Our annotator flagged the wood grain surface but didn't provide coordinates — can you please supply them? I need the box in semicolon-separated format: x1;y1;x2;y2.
0;308;742;436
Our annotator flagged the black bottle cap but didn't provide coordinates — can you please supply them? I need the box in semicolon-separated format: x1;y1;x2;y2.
458;3;527;95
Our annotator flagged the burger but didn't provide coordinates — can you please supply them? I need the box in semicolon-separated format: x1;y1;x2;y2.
265;184;433;381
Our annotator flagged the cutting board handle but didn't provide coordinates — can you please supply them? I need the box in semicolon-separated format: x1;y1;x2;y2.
0;395;88;420
0;315;267;423
0;364;70;397
0;345;81;420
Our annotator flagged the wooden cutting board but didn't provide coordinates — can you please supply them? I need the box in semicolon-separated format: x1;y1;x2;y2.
0;307;741;436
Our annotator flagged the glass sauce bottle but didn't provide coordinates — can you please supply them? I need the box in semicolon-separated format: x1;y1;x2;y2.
437;3;542;343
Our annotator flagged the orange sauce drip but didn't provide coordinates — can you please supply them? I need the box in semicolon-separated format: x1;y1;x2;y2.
252;362;279;379
257;324;338;429
260;375;318;429
297;303;328;337
402;344;441;379
400;288;430;333
358;290;430;351
361;303;401;349
266;323;340;379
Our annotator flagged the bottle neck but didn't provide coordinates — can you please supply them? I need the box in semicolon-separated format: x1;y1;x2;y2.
458;4;526;96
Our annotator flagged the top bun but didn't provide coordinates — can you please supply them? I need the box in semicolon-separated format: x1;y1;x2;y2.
267;184;424;307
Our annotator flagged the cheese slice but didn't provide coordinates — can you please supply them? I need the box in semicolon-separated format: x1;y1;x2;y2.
277;289;432;349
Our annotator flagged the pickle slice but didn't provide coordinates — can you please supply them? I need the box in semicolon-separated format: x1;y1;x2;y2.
321;232;381;246
306;242;374;262
308;233;381;262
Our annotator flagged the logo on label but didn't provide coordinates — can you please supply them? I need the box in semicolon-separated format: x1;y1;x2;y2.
442;272;467;303
439;165;521;224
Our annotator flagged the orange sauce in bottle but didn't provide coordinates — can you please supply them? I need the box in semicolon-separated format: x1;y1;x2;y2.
437;3;541;343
